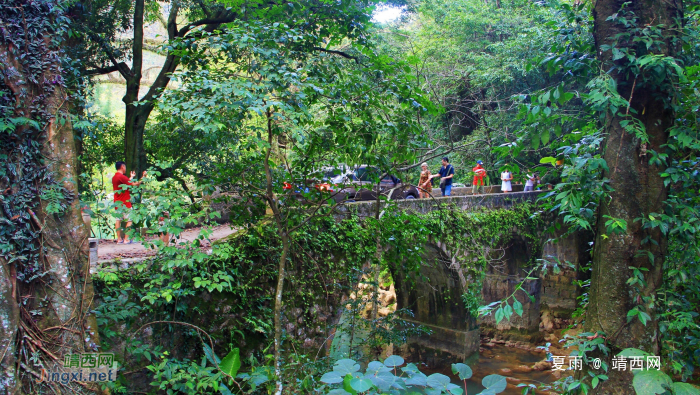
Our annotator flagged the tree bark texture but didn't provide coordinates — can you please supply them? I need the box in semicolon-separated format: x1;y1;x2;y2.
587;0;682;392
0;1;100;393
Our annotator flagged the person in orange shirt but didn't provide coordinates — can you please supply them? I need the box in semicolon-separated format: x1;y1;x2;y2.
472;160;486;195
112;161;146;244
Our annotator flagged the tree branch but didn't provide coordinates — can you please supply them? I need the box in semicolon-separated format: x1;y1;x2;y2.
313;47;360;62
84;63;128;76
87;31;132;78
177;11;238;37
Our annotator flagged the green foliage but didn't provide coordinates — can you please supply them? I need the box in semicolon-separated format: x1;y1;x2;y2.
320;356;506;395
633;370;672;395
75;114;123;196
219;348;242;378
40;183;68;215
451;363;472;381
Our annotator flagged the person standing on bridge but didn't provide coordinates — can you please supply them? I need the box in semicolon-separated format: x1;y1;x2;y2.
431;157;455;196
472;160;486;195
418;163;433;198
112;161;146;244
524;171;538;191
501;167;513;193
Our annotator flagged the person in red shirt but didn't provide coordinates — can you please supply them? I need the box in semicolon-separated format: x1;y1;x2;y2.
472;160;486;195
112;161;146;243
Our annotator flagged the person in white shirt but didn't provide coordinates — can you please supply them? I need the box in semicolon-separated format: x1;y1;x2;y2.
501;169;513;193
525;172;536;191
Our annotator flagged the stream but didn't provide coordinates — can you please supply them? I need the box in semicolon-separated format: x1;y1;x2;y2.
422;344;559;395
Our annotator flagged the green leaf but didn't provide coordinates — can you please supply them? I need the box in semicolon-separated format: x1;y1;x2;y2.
495;307;504;324
504;304;513;321
638;312;651;326
482;374;507;393
451;363;473;380
426;373;451;389
350;378;373;393
617;348;650;358
219;348;241;377
335;359;361;375
512;299;523;317
670;382;700;395
447;383;464;395
321;371;344;384
344;374;358;395
633;370;672;395
384;355;405;368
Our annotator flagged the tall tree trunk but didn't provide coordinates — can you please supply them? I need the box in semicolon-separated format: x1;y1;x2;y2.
0;1;100;393
123;0;146;176
264;108;287;395
124;102;151;177
586;0;681;391
117;0;230;177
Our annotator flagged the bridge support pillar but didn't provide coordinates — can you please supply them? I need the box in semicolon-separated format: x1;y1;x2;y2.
392;244;480;365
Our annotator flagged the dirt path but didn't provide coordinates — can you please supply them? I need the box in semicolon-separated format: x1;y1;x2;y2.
97;224;237;261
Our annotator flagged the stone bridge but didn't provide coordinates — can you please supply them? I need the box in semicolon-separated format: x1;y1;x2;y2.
333;190;542;219
336;191;589;364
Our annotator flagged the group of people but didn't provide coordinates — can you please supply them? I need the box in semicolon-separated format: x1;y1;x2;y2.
111;157;539;242
418;157;540;197
495;168;540;193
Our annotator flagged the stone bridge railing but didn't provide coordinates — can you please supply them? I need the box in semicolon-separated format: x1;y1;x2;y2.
332;191;544;220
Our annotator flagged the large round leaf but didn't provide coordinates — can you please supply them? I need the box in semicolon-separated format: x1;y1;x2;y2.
482;374;507;394
334;359;361;375
350;378;373;393
447;383;464;395
426;373;451;389
321;371;344;384
365;371;396;391
633;370;672;395
452;363;473;380
401;363;420;375
405;372;428;387
384;355;405;368
366;361;391;375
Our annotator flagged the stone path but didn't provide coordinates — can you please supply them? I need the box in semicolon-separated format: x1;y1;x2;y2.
97;224;237;262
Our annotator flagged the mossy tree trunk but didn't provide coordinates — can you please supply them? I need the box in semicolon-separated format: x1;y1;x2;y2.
586;0;681;392
0;1;99;392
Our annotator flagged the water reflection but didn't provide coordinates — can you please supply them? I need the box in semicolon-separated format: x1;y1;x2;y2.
420;345;556;395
